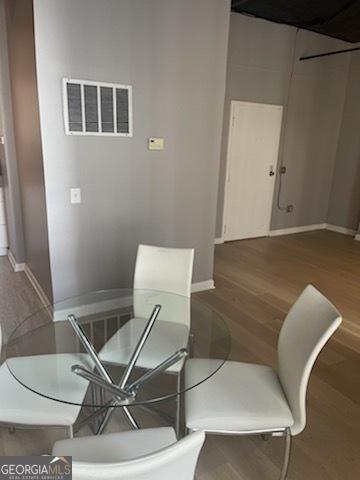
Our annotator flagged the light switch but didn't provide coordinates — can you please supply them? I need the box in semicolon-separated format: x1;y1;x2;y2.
148;137;164;150
70;188;81;204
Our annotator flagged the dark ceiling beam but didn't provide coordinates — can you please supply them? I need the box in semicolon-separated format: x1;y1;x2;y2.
231;0;251;10
300;46;360;61
231;0;357;27
299;0;358;27
230;0;360;42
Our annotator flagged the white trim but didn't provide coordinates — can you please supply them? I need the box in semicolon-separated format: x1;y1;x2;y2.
215;237;224;245
0;247;8;256
62;77;133;137
269;223;358;237
53;294;133;322
355;234;360;241
7;251;50;307
24;265;50;307
191;280;215;293
97;84;102;133
326;224;356;235
80;82;85;132
221;101;236;241
269;224;326;236
53;283;215;321
7;249;25;272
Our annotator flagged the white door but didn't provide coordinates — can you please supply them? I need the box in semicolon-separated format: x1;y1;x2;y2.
224;101;283;241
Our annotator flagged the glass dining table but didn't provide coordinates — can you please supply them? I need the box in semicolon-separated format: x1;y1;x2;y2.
5;288;231;435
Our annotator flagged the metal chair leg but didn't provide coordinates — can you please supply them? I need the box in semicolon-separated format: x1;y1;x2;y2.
175;371;181;439
189;333;195;358
279;428;292;480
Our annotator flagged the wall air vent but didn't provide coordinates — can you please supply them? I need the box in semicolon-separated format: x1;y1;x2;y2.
63;78;132;137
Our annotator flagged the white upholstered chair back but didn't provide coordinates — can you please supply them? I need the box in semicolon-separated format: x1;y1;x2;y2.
133;245;194;326
71;430;205;480
277;285;342;435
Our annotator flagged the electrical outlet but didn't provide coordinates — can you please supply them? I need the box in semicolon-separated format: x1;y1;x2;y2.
286;205;294;213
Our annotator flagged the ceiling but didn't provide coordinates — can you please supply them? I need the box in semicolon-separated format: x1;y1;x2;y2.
231;0;360;43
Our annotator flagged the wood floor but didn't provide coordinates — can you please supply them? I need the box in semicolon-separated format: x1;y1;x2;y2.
0;230;359;479
194;230;360;480
0;257;42;346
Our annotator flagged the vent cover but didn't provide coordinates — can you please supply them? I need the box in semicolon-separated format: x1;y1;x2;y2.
63;78;132;137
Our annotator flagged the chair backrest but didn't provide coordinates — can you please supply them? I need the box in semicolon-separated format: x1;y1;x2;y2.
71;430;205;480
277;285;342;436
134;244;194;297
133;244;194;325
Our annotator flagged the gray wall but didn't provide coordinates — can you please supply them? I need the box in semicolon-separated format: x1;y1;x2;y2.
0;0;25;263
33;0;230;301
217;13;350;236
6;0;52;300
327;51;360;231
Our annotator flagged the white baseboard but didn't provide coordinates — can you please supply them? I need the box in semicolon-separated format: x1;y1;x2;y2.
8;245;215;309
326;224;356;235
214;237;224;245
53;283;215;320
7;249;25;272
53;294;133;321
0;247;8;256
192;280;215;293
269;223;358;238
269;224;327;237
7;250;50;307
24;265;50;307
355;234;360;241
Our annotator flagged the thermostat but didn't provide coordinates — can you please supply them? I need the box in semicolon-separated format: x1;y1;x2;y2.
148;137;164;150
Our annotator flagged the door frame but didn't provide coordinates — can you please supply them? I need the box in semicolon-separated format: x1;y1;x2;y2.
222;100;283;242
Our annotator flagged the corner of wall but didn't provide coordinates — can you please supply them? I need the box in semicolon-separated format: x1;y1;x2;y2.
0;0;26;263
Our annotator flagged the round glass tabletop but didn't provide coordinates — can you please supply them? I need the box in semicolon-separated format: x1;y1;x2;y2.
5;289;231;408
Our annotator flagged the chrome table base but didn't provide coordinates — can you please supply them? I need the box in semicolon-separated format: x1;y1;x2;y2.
68;305;188;435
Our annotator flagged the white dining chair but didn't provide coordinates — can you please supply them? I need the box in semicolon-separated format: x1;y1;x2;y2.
52;427;205;480
100;244;194;434
0;324;90;438
185;285;342;480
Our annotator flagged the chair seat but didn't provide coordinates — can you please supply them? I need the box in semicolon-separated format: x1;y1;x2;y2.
185;359;294;432
99;318;189;373
53;427;177;462
0;354;90;427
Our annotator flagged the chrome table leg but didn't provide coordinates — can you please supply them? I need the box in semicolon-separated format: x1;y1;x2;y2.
68;313;139;433
69;305;188;436
94;304;162;434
